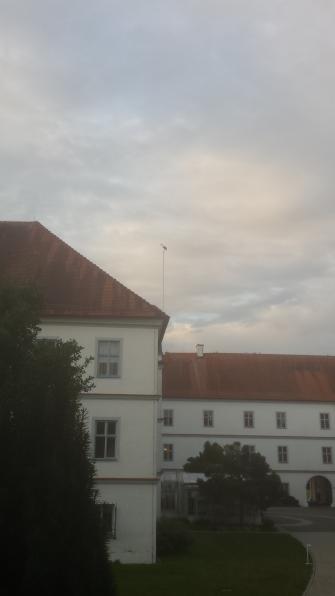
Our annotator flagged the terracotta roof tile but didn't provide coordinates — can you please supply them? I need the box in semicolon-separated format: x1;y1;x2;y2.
0;221;169;329
163;352;335;403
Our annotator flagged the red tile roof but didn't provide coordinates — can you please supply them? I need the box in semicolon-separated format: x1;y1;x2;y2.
163;352;335;402
0;221;169;329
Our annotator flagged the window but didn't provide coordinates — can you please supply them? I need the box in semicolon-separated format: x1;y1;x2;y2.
322;446;332;464
276;412;286;429
244;445;256;456
188;494;196;515
163;409;174;427
97;340;121;378
161;482;176;512
163;443;174;462
278;446;288;464
97;503;117;539
203;410;214;427
94;420;118;459
37;337;58;347
244;411;254;428
282;483;290;496
320;413;330;430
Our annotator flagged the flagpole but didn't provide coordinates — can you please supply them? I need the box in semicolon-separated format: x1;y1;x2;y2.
160;244;167;310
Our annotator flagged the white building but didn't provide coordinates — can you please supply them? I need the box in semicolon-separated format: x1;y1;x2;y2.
0;221;168;563
2;221;335;562
161;346;335;510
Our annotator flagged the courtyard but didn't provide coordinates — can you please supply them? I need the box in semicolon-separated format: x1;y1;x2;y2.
114;531;311;596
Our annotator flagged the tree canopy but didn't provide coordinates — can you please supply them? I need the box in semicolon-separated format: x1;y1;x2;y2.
0;286;115;595
184;441;282;524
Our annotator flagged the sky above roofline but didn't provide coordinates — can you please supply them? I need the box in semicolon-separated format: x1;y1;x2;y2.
1;1;335;355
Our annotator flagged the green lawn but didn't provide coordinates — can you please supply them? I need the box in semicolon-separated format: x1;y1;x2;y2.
113;532;311;596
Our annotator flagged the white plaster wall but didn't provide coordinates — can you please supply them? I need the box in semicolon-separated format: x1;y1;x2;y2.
162;399;335;438
161;399;335;505
161;434;335;474
38;318;162;562
276;472;335;506
81;396;158;477
39;321;159;395
97;481;157;563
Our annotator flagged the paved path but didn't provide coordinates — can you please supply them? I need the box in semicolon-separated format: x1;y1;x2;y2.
267;507;335;596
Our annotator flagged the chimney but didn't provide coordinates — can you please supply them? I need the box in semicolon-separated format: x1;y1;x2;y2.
196;344;204;358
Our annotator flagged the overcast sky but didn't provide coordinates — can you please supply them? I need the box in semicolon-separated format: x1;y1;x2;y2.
1;1;335;355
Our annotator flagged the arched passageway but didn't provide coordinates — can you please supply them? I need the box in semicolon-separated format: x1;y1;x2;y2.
306;475;332;506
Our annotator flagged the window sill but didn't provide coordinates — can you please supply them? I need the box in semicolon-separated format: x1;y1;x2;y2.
96;376;121;380
94;457;118;462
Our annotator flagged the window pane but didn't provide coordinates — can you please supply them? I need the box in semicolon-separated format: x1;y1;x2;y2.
276;412;286;428
163;444;173;461
107;421;116;435
320;413;330;429
109;362;118;376
244;411;254;427
164;409;173;426
204;410;213;426
245;445;255;456
282;483;289;495
98;362;107;376
106;437;116;458
96;421;105;435
188;496;195;515
97;341;120;378
96;503;116;538
322;447;332;463
98;341;110;356
162;493;176;511
109;341;120;357
95;436;105;458
103;506;113;532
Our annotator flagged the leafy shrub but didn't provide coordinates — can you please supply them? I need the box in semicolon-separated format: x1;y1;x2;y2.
260;517;277;532
157;518;194;556
189;518;216;531
275;494;300;507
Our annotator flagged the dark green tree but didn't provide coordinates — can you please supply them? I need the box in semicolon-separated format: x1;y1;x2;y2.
0;286;115;596
184;441;282;525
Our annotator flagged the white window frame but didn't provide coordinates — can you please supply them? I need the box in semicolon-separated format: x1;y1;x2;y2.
93;418;119;460
244;411;254;428
37;336;59;346
276;411;287;429
282;482;290;495
96;339;122;378
322;446;332;464
96;502;117;539
161;481;176;512
278;445;288;464
163;443;174;462
163;409;174;427
320;413;330;430
244;445;256;456
203;410;214;428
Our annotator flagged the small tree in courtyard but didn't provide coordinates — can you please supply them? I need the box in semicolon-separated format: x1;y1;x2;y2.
184;441;282;525
0;286;115;596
